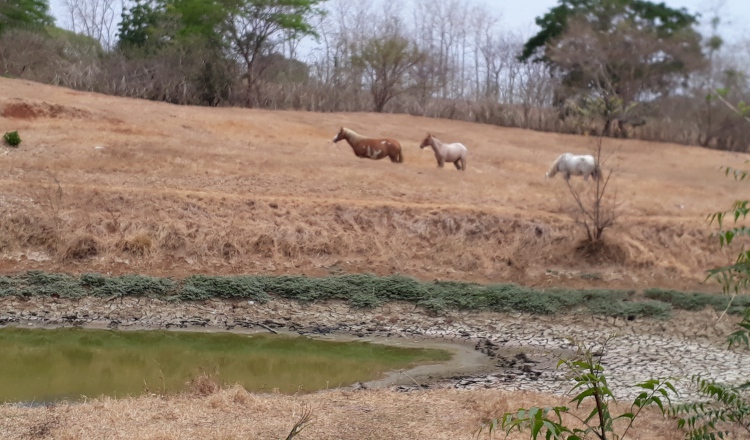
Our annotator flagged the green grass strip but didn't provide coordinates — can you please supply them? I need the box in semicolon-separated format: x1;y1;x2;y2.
1;271;748;319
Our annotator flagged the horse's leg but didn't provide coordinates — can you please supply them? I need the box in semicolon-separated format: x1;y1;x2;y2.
438;158;445;168
453;160;461;170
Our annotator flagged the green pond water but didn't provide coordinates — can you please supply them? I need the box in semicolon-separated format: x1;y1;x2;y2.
0;327;451;403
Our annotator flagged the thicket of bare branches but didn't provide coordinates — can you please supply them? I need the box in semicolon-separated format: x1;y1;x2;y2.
61;0;119;50
2;0;749;151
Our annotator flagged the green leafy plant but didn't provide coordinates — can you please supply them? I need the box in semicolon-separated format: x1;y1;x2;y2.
669;162;750;439
479;337;677;439
3;130;21;147
672;375;750;439
705;162;750;348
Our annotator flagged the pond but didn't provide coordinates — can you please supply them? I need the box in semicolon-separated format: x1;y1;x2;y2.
0;327;451;403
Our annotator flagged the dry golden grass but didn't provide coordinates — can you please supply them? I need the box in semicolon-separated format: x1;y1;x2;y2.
1;79;741;438
0;77;747;290
0;386;684;440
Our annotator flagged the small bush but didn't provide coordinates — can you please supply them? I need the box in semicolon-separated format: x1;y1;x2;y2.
3;131;21;147
0;277;18;296
60;234;100;261
644;288;750;315
186;372;221;396
349;291;382;308
181;275;269;302
81;273;175;298
18;271;86;298
117;232;153;256
418;296;448;312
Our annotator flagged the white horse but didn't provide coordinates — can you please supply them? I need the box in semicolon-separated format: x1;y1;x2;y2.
545;152;601;181
419;133;468;171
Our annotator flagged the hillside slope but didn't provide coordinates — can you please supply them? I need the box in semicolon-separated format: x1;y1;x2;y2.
0;78;746;291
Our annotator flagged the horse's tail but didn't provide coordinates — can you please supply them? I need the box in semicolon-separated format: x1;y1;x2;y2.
594;162;602;180
545;155;562;178
396;146;403;163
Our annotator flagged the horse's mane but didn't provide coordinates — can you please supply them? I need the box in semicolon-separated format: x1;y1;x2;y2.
427;134;441;144
342;128;366;144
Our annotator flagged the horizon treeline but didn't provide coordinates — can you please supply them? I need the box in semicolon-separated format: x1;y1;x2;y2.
1;0;749;151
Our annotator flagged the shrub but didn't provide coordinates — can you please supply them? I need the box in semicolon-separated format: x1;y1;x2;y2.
3;131;21;147
17;271;86;298
644;288;750;315
348;291;382;308
60;234;100;261
181;275;269;302
117;232;153;256
80;273;176;298
481;337;677;439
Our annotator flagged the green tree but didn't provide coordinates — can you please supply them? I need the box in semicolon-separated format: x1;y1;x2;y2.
117;0;235;106
351;33;424;113
219;0;324;107
0;0;54;34
519;0;699;63
117;0;168;50
519;0;703;134
169;0;226;42
118;0;228;51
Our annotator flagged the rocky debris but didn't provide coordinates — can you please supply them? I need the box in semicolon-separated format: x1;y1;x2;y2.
0;296;748;403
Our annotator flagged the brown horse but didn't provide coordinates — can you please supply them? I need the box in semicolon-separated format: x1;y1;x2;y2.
332;127;403;163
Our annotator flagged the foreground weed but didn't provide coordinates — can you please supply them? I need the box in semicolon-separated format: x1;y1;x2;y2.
478;336;677;439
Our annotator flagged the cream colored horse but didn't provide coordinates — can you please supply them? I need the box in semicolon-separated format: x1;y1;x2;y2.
545;153;601;181
419;133;467;171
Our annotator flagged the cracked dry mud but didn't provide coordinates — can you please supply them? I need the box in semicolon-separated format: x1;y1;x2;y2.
2;295;747;404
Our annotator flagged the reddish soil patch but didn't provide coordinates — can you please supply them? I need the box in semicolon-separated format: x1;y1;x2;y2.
2;100;91;119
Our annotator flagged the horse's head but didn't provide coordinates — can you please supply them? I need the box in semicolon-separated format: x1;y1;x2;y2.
419;133;433;149
592;163;602;181
332;127;346;143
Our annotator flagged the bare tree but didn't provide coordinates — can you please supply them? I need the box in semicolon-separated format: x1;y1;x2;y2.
565;137;617;243
62;0;119;50
561;97;620;243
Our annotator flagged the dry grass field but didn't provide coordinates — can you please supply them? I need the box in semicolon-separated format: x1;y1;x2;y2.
1;77;746;291
3;77;750;438
0;385;684;440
